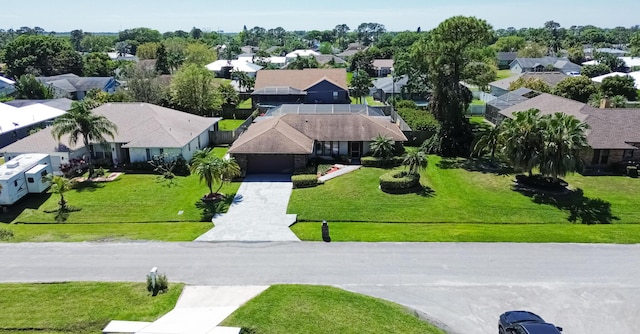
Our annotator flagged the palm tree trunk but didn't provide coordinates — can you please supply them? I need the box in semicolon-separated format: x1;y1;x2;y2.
83;136;94;178
215;181;224;194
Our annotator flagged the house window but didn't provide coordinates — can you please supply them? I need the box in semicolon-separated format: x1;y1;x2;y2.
623;149;634;160
591;149;610;165
27;177;34;183
146;148;151;161
315;141;339;156
333;91;338;101
14;180;17;187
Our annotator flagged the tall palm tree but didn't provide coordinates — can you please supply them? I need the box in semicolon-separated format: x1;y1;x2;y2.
537;113;589;181
472;123;502;165
500;109;543;176
190;151;241;196
402;148;428;175
52;100;117;178
369;135;395;159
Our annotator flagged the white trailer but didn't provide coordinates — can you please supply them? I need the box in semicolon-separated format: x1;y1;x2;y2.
0;154;53;206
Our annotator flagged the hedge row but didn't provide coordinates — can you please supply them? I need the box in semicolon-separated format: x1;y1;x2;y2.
379;171;420;193
361;156;403;168
292;174;319;188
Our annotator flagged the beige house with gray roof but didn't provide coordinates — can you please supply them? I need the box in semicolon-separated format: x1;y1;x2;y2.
229;111;406;174
496;93;640;168
1;103;220;172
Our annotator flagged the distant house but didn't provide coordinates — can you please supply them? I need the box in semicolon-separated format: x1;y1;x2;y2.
484;88;538;124
36;74;117;100
583;47;627;59
510;57;582;75
0;76;15;96
313;55;347;67
488;72;569;97
252;68;350;106
0;101;68;149
228;105;406;174
285;50;320;63
107;52;138;62
205;59;263;79
493;93;640;168
336;43;367;58
372;59;394;77
1;103;221;172
496;52;518;70
590;71;640;89
583;57;640;73
372;75;408;102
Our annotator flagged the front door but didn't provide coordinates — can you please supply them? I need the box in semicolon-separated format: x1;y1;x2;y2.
349;142;363;158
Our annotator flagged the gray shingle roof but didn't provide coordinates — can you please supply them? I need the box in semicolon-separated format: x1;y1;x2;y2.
4;98;73;111
1;103;220;153
489;72;569;90
373;75;408;93
498;93;640;149
229;113;407;155
37;74;114;92
511;57;582;72
497;52;518;61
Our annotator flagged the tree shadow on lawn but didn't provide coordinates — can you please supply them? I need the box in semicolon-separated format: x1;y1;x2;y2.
383;185;435;197
514;186;619;224
0;193;52;223
437;157;514;176
44;206;82;222
195;193;239;222
73;181;106;192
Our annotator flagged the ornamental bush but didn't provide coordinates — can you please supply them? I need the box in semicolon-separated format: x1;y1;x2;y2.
292;174;318;188
361;156;403;168
379;170;420;193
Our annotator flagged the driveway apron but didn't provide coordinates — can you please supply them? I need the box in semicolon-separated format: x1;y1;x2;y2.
195;174;300;242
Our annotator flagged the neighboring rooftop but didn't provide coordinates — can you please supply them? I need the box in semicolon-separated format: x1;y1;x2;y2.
373;75;408;93
264;104;386;117
36;74;114;93
0;102;66;135
489;72;569;90
4;98;73;111
254;68;348;91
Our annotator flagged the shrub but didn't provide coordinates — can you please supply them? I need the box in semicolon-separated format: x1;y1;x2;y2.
379;170;420;193
396;107;440;132
395;100;418;109
95;167;106;177
294;165;316;175
292;174;318;188
0;228;14;241
173;155;190;176
627;166;638;178
146;272;169;296
361;156;403;168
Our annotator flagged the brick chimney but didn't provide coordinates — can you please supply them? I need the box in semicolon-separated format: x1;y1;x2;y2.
600;97;612;109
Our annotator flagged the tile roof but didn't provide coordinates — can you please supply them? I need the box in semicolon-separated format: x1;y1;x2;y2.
254;68;348;91
229;113;407;155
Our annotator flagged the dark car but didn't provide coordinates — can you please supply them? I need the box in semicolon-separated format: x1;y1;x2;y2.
499;310;563;334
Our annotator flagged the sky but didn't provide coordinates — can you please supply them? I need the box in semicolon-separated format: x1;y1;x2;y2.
2;0;639;33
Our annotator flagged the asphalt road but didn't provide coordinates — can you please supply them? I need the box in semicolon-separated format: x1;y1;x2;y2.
1;242;639;333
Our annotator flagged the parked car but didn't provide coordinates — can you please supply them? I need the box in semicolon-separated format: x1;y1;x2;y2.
499;310;563;334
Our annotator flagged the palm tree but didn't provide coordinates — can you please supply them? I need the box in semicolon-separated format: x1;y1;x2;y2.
369;135;395;159
51;99;118;178
472;123;502;165
402;148;428;175
537;113;589;181
190;151;241;196
51;99;117;178
500;109;543;176
46;175;74;211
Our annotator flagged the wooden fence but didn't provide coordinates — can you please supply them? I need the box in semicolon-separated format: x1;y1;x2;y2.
210;115;254;145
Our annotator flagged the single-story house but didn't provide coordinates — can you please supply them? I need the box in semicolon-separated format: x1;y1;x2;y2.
313;55;347;67
510;57;582;75
0;101;67;149
484;88;538;125
107;52;138;62
583;47;627;59
205;59;263;79
591;71;640;89
228;107;407;174
372;59;394;77
0;76;15;96
1;103;221;173
336;43;367;58
372;75;409;102
497;52;518;70
252;68;350;106
489;72;569;97
583;57;640;72
36;74;117;100
285;49;320;62
494;93;640;168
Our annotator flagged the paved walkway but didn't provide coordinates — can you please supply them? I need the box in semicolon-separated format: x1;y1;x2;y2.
318;165;361;182
195;174;300;242
104;286;270;334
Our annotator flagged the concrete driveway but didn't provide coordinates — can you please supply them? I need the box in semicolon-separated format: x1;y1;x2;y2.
2;242;638;334
195;174;300;242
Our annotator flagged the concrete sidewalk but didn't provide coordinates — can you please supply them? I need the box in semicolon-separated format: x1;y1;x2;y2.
195;174;300;242
104;286;270;334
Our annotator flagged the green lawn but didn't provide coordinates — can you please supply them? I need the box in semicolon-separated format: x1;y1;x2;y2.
2;222;212;242
346;71;353;85
238;98;252;109
218;119;246;131
496;69;513;80
0;282;183;334
6;173;239;224
288;155;640;230
291;222;640;243
222;285;444;334
350;96;386;106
